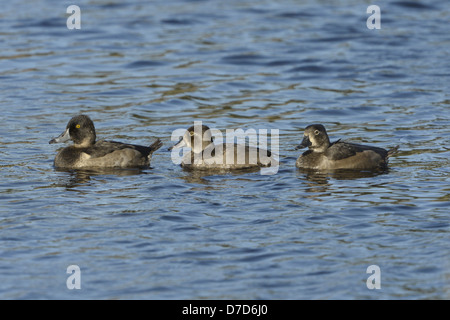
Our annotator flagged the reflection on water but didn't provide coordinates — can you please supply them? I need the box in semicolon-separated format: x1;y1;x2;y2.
298;168;389;183
178;166;263;184
296;168;390;196
53;168;150;189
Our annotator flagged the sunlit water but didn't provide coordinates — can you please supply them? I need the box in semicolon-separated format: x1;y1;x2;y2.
0;0;449;299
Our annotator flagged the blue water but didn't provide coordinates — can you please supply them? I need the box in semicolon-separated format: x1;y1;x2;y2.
0;0;449;299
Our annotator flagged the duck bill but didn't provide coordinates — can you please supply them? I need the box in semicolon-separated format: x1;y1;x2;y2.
295;136;311;150
168;137;187;151
49;128;70;144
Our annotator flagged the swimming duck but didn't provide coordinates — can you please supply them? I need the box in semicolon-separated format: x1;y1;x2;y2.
169;124;277;173
49;115;162;169
295;124;398;170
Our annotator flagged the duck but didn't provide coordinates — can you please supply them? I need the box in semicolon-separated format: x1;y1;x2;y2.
49;115;162;169
169;124;278;173
295;124;398;170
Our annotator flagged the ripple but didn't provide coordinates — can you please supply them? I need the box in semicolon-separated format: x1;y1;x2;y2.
287;65;332;73
125;60;168;68
220;53;267;65
391;1;437;10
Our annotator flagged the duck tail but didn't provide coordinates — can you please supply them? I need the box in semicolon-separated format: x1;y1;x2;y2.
149;138;163;153
387;145;399;157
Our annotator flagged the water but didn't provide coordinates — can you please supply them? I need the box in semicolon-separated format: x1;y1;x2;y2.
0;0;449;299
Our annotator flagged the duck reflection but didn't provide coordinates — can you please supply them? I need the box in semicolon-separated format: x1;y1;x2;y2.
54;167;149;189
296;168;390;195
178;166;262;184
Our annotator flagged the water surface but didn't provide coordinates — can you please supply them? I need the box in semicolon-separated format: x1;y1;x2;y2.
0;0;449;299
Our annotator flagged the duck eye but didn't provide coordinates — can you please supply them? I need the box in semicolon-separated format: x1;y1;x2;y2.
314;130;320;135
76;124;81;129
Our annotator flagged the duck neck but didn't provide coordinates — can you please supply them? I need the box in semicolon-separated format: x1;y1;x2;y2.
74;137;95;148
311;139;330;153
